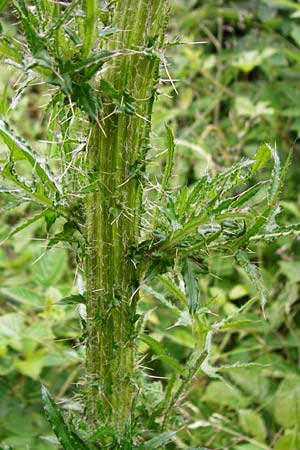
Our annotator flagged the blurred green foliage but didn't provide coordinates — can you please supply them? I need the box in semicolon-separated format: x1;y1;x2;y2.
0;0;300;449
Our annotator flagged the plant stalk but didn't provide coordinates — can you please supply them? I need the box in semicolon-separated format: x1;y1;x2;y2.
85;0;169;431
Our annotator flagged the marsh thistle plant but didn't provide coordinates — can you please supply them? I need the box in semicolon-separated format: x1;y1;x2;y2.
0;1;299;449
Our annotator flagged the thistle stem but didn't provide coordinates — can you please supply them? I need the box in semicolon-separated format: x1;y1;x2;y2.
85;0;169;431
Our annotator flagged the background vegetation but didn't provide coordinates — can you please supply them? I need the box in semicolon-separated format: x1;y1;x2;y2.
0;0;300;449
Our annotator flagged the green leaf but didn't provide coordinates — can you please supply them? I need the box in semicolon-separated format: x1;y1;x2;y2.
143;432;175;450
0;312;25;351
279;260;300;283
250;222;300;242
16;352;46;379
72;51;118;77
72;83;101;121
275;429;300;450
161;124;175;192
46;0;80;39
182;258;201;314
0;120;60;196
238;409;267;442
48;220;79;247
140;334;184;374
41;385;91;450
203;381;250;409
250;144;271;176
0;287;44;307
56;294;86;305
31;248;67;287
268;146;292;206
157;274;187;308
45;209;58;231
1;209;49;242
274;375;300;428
230;181;267;209
0;36;23;66
235;250;267;317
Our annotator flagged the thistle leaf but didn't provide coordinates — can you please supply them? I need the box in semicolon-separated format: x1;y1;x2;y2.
235;249;267;317
140;333;184;374
56;294;86;305
182;258;202;314
250;143;271;176
161;125;175;192
0;119;61;196
1;209;48;242
41;385;91;450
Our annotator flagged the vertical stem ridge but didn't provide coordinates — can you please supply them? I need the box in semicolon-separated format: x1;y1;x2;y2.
85;0;169;431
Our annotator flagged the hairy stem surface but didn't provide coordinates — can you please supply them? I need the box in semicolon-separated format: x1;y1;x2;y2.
85;0;169;431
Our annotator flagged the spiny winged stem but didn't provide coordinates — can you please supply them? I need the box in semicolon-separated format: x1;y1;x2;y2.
85;0;169;431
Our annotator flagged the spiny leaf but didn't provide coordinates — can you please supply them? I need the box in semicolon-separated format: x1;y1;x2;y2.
249;222;300;242
232;150;292;250
56;294;86;305
176;184;188;218
212;297;256;331
161;124;175;192
205;159;253;201
1;209;48;242
182;258;202;314
41;385;91;450
250;143;271;176
230;181;268;209
46;0;81;39
217;361;265;372
187;174;209;207
235;249;267;318
143;285;182;315
71;51;118;76
268;144;281;203
0;36;23;66
1;162;32;194
1;162;53;206
198;332;223;381
269;146;292;205
140;334;184;374
0;120;60;195
48;221;79;247
72;83;101;122
157;274;187;308
13;0;45;54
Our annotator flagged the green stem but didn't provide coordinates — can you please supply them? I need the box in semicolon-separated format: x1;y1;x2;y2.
83;0;97;57
85;0;169;431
